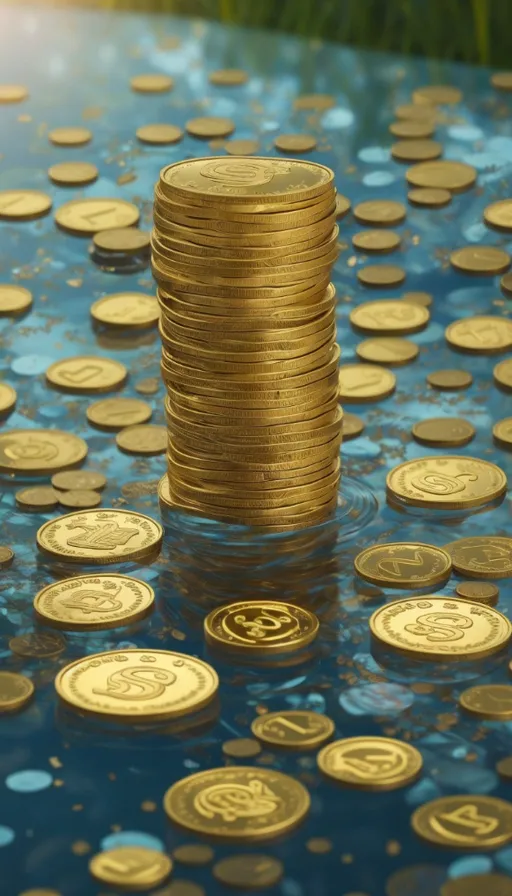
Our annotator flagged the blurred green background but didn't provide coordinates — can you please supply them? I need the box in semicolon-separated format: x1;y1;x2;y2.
10;0;511;67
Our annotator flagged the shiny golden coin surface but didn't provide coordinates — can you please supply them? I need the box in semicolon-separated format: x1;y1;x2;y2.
403;291;433;308
406;160;476;193
225;139;260;156
494;358;512;391
52;470;106;491
0;428;87;474
48;126;92;146
116;424;167;455
34;573;154;631
58;489;101;509
446;316;512;353
427;368;472;390
500;271;512;296
352;230;401;253
413;85;462;105
338;364;396;402
222;738;262;759
496;757;512;780
408;187;452;207
209;68;248;86
0;546;14;569
455;581;499;604
494;417;512;449
91;292;159;328
172;844;215;866
251;710;334;750
412;417;475;447
483;199;512;232
441;873;512;896
356;337;418;366
342;412;365;440
370;595;511;661
335;194;351;218
294;93;335;110
392;139;442;162
55;198;140;235
0;671;34;713
0;189;52;220
350;300;429;335
395;103;436;120
130;73;173;92
444;536;512;579
15;486;59;511
318;736;423;790
387;455;507;509
37;508;163;564
389;119;435;138
46;356;127;393
93;228;150;254
491;71;512;91
213;855;283;889
0;84;28;103
412;795;512;850
355;542;452;588
87;397;152;430
186;116;235;138
164;766;310;841
450;245;510;275
56;648;217;720
10;631;66;658
274;134;317;153
136;123;183;144
357;264;406;288
0;383;16;416
89;846;172;889
204;600;319;654
48;161;98;186
0;284;32;315
353;200;406;226
459;684;512;721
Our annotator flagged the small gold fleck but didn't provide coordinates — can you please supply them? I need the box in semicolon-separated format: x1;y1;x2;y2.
72;840;91;855
72;804;83;811
53;779;64;787
341;854;354;864
307;837;333;854
386;840;401;856
141;800;157;812
49;756;63;768
117;171;137;185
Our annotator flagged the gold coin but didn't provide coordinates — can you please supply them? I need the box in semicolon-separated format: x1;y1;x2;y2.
56;648;217;720
392;139;442;162
353;200;406;226
0;428;87;474
455;581;499;605
89;846;172;889
222;738;261;758
10;631;66;658
48;161;98;186
352;230;401;253
87;397;152;430
0;383;16;416
389;119;435;138
355;542;452;588
342;412;365;440
209;68;248;86
251;710;334;750
494;417;512;449
450;245;510;275
0;546;14;569
136;124;183;146
406;160;477;192
130;73;174;92
204;600;319;654
446;316;512;353
48;126;92;147
294;93;335;110
58;489;101;509
0;189;52;220
500;271;512;296
225;139;260;156
407;187;452;207
116;424;167;455
51;470;106;491
494;358;512;391
0;671;34;713
15;485;59;511
427;368;472;390
356;337;418;366
459;684;512;721
37;508;163;564
412;417;475;447
135;377;160;395
338;364;396;402
93;228;150;254
55;198;140;235
172;844;214;866
497;757;512;780
91;293;159;328
441;873;512;896
34;573;154;630
318;736;423;790
46;356;127;393
213;855;283;889
370;595;511;660
491;71;512;91
274;134;317;153
186;116;235;138
395;103;436;120
335;194;351;219
357;265;406;288
350;300;429;335
444;536;512;579
483;199;512;232
412;795;512;850
0;84;28;103
0;284;32;315
387;455;507;509
412;85;462;105
402;291;433;307
163;766;310;841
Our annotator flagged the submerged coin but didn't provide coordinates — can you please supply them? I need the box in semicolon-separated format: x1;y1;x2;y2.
89;846;172;889
55;198;140;235
186;116;235;138
444;536;512;579
58;489;101;509
213;855;283;889
0;546;14;569
0;84;28;103
446;317;512;353
494;358;512;391
91;293;159;328
93;229;150;254
342;412;365;440
353;200;406;226
350;300;429;335
35;571;154;630
251;710;334;750
37;509;163;563
408;187;452;208
500;272;512;296
172;844;215;866
209;69;248;86
0;189;52;220
412;795;512;849
0;383;16;416
48;162;98;186
87;397;152;430
484;199;512;232
389;119;435;138
130;73;173;92
317;736;423;790
491;71;512;91
427;369;473;390
0;671;34;713
15;486;59;511
136;123;183;144
459;684;512;720
356;337;418;366
386;455;507;509
46;356;127;393
338;364;396;402
222;738;261;759
455;581;499;605
395;103;437;121
48;126;92;146
412;417;475;447
406;160;476;193
116;424;167;455
52;470;106;491
163;766;310;841
335;194;351;218
0;284;32;316
294;93;335;111
493;417;512;449
274;134;317;153
441;873;512;896
450;246;510;275
352;230;401;253
357;264;406;288
204;601;319;654
392;139;442;162
354;542;452;588
10;631;66;658
496;758;512;781
413;85;462;105
0;429;87;474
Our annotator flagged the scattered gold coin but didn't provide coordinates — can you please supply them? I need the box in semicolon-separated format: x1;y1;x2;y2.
412;417;475;447
406;160;476;193
0;429;88;474
135;377;160;395
352;230;401;253
412;795;512;850
408;187;452;207
172;844;214;866
55;198;140;235
441;873;512;896
357;264;406;288
225;138;260;156
412;85;462;105
353;200;406;226
389;119;435;138
91;293;159;328
46;356;127;393
87;397;152;430
274;134;317;153
130;73;174;92
318;736;423;790
444;536;512;579
342;412;365;440
10;631;66;658
483;199;512;232
494;358;512;391
338;364;396;402
392;139;442;162
370;595;511;661
491;71;512;91
89;846;172;888
93;229;150;254
294;93;335;110
251;710;334;750
58;489;101;509
354;542;452;588
493;417;512;449
0;383;16;416
222;738;262;758
500;271;512;296
335;193;351;218
48;162;98;186
0;671;34;713
163;766;310;841
0;284;32;316
0;546;14;569
205;601;319;655
37;508;163;564
48;126;92;146
0;189;52;220
209;69;248;86
394;103;436;121
450;245;510;275
446;316;512;353
213;855;283;889
51;470;106;491
402;290;433;307
387;455;507;509
34;573;154;630
350;299;429;335
496;757;512;780
15;486;59;511
116;424;167;455
186;116;235;138
459;684;512;720
0;84;28;103
455;581;499;605
356;337;418;366
427;369;472;390
136;123;183;145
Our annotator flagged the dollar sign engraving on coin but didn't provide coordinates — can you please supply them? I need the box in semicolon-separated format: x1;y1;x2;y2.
200;158;288;188
61;584;123;614
195;778;281;822
404;611;472;642
92;661;177;702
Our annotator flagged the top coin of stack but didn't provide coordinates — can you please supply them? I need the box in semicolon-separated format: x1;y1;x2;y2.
152;157;342;530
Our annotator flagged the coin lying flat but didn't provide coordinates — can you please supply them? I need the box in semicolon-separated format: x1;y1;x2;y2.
0;189;52;220
91;293;159;328
335;194;351;218
350;300;429;335
450;246;510;275
444;536;512;579
58;489;101;509
411;795;512;850
172;844;215;866
395;103;436;121
483;199;512;232
294;93;335;110
459;684;512;720
497;757;512;781
354;542;452;588
357;264;406;288
0;546;14;569
46;356;127;393
274;134;317;153
0;383;16;416
222;738;261;759
93;229;150;254
317;736;423;790
427;369;473;390
86;397;152;430
342;412;365;440
0;84;28;103
0;284;32;316
89;846;172;889
352;230;401;253
163;767;310;841
0;429;87;474
251;710;334;750
116;424;167;455
51;470;106;491
136;124;183;144
403;291;433;307
209;68;248;86
392;139;442;162
455;582;499;605
408;187;452;208
338;364;396;402
441;873;512;896
130;73;174;92
213;855;283;889
493;417;512;449
56;649;218;721
37;509;163;564
386;456;507;509
406;160;476;193
500;272;512;296
370;596;511;661
35;573;146;635
389;119;435;138
0;671;34;713
204;601;319;655
413;85;462;105
353;200;406;226
55;198;140;235
491;72;512;91
494;358;512;391
48;126;92;146
15;486;59;511
186;116;235;138
10;631;66;658
412;417;475;447
48;162;98;186
356;338;418;366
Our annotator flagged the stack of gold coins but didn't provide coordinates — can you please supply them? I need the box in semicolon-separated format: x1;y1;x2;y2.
152;157;342;530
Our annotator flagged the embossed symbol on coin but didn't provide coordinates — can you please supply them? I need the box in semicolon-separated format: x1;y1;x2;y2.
444;537;512;578
34;574;154;630
386;456;507;509
318;736;423;790
459;684;512;720
89;845;172;889
204;601;319;654
36;509;163;563
251;711;334;750
354;542;452;588
412;795;512;849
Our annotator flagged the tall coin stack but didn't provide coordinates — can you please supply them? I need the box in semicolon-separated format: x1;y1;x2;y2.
152;157;342;531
